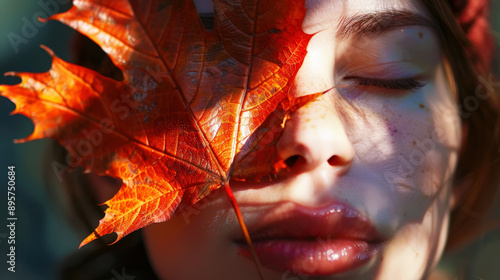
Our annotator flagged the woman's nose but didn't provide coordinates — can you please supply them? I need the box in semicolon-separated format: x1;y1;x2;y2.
277;95;355;175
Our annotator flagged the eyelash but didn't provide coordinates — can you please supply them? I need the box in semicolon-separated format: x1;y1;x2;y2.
344;77;425;91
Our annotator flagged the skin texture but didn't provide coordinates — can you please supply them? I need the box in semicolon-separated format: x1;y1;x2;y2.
142;0;463;279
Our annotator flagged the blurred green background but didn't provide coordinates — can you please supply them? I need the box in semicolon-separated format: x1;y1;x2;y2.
0;1;78;280
0;0;499;279
0;1;84;279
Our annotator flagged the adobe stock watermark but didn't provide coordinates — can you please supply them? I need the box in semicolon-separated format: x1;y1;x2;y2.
179;188;222;224
457;74;499;119
50;92;134;182
110;267;135;280
50;66;164;182
7;0;71;54
383;73;500;187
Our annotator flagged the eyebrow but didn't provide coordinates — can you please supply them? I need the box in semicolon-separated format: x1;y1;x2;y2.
336;10;435;41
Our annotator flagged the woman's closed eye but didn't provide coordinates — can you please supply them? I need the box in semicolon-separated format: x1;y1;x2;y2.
343;76;425;91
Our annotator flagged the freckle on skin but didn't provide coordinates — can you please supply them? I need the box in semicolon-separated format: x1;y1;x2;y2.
418;31;423;38
419;103;425;109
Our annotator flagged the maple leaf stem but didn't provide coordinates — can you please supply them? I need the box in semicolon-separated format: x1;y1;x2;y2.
223;182;265;280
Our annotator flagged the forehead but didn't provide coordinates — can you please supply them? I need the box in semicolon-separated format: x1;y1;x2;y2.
303;0;428;34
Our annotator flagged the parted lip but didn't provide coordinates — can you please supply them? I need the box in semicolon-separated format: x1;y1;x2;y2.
233;201;384;242
232;201;386;276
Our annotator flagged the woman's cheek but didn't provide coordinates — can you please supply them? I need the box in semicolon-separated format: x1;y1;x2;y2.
342;71;458;279
347;68;459;223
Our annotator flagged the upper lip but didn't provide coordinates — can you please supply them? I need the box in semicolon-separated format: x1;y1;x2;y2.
232;201;385;244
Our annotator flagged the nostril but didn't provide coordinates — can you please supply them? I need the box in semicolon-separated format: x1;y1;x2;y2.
327;155;342;166
284;155;300;167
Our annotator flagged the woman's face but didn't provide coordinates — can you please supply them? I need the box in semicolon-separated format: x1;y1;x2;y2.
143;0;463;279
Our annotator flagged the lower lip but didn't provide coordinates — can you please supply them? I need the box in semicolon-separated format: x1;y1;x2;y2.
238;239;381;276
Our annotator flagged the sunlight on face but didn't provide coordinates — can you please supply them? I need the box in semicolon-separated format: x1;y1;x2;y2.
143;0;462;279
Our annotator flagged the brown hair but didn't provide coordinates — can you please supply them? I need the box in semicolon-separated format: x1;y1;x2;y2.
422;0;500;249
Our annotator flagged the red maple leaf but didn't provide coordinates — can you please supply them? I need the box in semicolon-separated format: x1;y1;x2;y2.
1;0;317;274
